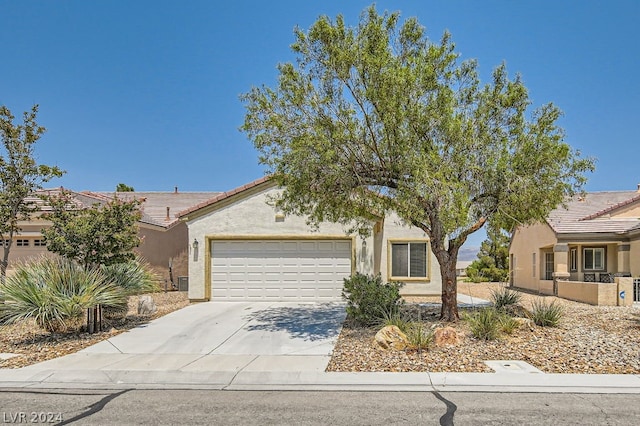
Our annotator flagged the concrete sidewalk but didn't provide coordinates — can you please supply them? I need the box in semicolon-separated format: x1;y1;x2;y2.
2;355;640;393
1;297;640;393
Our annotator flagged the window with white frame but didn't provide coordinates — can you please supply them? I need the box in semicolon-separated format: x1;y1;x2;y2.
390;242;428;279
583;247;605;271
570;248;577;272
16;239;29;247
33;239;46;247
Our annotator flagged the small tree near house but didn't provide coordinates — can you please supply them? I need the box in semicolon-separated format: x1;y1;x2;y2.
0;104;64;280
240;6;594;321
42;191;142;269
42;191;143;332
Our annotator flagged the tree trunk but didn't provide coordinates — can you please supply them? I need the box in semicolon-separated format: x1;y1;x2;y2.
439;259;459;322
1;234;14;282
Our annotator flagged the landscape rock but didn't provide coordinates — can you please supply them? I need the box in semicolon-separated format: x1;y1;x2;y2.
434;326;462;346
374;325;409;350
513;317;535;331
504;304;532;318
137;295;158;315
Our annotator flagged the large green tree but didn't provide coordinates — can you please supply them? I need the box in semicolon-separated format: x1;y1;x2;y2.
0;104;64;279
466;226;510;283
240;6;594;320
42;191;142;269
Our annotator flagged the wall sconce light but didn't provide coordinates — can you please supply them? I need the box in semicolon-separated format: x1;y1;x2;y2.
192;238;199;262
275;212;285;222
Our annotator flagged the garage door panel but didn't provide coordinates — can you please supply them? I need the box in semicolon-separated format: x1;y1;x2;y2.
211;239;351;301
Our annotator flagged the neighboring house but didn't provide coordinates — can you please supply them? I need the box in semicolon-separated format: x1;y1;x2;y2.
456;261;472;278
178;177;442;302
3;188;219;284
509;186;640;305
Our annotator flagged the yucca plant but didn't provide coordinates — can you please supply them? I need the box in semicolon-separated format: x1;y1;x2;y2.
530;299;564;327
100;256;160;295
490;287;522;311
99;257;160;320
405;322;434;351
464;308;502;340
0;257;127;333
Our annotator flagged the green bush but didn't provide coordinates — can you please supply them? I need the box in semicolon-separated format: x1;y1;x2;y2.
530;300;563;327
100;256;159;295
491;287;522;311
464;308;502;340
342;273;404;326
0;257;127;332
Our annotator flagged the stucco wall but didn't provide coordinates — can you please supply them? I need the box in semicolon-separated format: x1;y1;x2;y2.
185;183;439;300
509;222;557;292
631;237;640;277
137;223;189;285
557;278;632;306
376;213;441;296
3;222;51;270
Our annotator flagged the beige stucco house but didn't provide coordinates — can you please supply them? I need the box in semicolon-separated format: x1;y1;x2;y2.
3;188;218;284
178;177;441;302
509;187;640;305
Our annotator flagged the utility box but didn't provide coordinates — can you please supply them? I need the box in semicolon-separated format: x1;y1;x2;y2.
177;276;189;292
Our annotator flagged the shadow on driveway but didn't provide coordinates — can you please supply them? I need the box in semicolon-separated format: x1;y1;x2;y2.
244;303;346;342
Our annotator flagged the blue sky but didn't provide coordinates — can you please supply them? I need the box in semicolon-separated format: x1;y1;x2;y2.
1;1;638;247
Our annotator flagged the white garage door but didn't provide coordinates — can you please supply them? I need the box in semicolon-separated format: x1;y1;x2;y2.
211;239;352;301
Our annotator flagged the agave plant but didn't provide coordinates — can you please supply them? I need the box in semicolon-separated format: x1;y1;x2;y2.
0;256;128;333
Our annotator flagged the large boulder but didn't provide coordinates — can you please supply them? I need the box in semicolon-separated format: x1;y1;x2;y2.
137;295;157;316
375;325;409;350
434;326;462;347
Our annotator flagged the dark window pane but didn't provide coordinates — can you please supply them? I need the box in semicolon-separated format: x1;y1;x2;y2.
409;243;427;277
391;243;408;277
584;249;593;269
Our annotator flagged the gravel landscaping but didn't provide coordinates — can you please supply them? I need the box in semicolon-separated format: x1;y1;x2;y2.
2;284;639;374
327;282;640;374
0;291;189;369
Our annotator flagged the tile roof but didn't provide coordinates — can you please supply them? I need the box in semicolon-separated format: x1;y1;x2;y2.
31;188;220;229
177;176;272;218
87;191;221;228
547;190;640;235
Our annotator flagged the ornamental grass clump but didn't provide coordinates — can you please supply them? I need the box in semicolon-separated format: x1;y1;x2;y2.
530;299;564;327
0;257;127;333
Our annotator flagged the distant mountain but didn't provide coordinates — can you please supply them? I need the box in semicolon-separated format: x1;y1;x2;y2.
457;246;479;262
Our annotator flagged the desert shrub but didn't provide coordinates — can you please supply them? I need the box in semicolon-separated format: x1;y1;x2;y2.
464;308;502;340
342;273;404;326
0;257;127;332
405;322;434;350
530;300;563;327
499;315;521;335
491;287;522;310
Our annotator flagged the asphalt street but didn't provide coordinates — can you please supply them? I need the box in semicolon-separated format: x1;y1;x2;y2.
1;389;638;425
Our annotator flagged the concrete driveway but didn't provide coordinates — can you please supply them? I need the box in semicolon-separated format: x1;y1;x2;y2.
82;301;347;356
